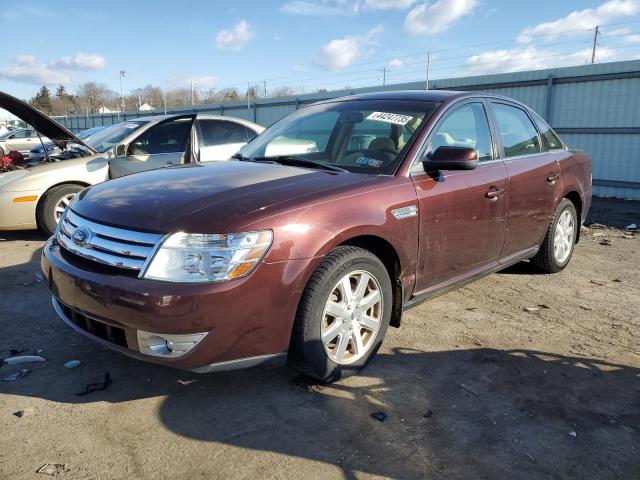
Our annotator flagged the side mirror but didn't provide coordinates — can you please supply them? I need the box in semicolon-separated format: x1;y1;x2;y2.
423;146;478;172
114;144;127;157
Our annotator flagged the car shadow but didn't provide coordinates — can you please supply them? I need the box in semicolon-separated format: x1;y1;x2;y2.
0;229;48;242
1;333;638;479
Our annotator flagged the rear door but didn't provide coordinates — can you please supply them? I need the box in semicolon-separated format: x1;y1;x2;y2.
411;100;508;293
7;130;37;152
197;119;250;161
109;116;195;178
488;101;563;259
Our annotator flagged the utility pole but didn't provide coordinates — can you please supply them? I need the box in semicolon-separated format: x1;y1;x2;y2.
247;82;251;110
119;70;126;114
263;80;267;98
378;68;388;87
591;25;600;64
426;52;431;90
190;81;195;107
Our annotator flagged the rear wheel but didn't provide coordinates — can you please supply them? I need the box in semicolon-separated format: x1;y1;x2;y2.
290;246;392;382
531;198;577;273
37;184;84;236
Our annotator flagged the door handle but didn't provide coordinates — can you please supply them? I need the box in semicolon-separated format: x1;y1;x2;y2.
547;174;560;183
485;187;506;200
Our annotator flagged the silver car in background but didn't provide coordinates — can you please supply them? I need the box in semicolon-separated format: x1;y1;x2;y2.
0;91;263;235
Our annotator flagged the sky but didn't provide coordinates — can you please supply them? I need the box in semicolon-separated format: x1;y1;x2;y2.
1;0;640;102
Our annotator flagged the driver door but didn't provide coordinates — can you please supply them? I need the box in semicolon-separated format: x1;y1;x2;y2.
109;116;195;178
411;100;508;294
7;130;37;153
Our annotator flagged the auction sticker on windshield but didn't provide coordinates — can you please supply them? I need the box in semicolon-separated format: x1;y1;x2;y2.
367;112;414;125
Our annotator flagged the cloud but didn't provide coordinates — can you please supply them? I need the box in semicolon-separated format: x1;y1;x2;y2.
465;46;617;75
517;0;640;43
389;58;404;69
404;0;479;35
624;33;640;43
0;53;107;86
50;53;106;70
0;6;57;20
280;0;415;16
313;26;382;69
215;20;254;51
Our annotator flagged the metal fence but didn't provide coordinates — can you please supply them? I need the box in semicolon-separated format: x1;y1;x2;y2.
55;59;640;200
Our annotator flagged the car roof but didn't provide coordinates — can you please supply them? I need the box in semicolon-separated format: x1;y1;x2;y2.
313;89;528;106
132;114;263;131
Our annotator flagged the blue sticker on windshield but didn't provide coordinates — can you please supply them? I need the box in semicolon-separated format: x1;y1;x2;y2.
355;156;383;168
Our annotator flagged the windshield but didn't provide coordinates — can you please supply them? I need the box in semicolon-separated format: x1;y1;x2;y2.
85;121;148;153
238;99;437;174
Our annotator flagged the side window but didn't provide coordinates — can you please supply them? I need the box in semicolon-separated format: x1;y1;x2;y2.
12;130;29;138
492;103;541;158
130;118;192;155
531;113;563;150
245;126;259;141
427;102;493;161
199;120;248;147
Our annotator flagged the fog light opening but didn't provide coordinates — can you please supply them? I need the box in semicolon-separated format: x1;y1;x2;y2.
136;331;208;358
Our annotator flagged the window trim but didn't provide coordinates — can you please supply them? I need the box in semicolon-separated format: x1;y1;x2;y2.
410;98;498;174
128;114;195;156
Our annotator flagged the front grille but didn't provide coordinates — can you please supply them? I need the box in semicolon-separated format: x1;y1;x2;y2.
57;210;163;273
56;299;128;348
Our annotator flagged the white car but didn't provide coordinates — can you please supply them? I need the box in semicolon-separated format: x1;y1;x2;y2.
0;90;263;235
0;128;50;156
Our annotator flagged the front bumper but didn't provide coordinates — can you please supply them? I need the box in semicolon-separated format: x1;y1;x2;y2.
41;239;318;372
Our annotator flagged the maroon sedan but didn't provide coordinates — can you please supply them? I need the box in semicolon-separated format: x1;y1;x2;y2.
41;91;591;382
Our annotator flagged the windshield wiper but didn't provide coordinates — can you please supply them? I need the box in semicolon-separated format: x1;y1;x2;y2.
251;155;347;173
231;153;250;161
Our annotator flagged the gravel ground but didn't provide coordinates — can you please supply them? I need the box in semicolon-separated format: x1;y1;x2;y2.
0;197;638;480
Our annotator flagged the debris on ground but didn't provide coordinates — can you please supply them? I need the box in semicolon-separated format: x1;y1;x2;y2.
36;463;68;475
34;348;44;355
568;431;577;438
9;348;26;356
76;372;112;396
466;307;477;311
473;338;483;346
599;239;612;246
580;305;593;311
457;383;480;397
3;355;45;366
423;410;434;418
590;280;605;286
13;408;34;418
63;360;81;369
3;369;32;381
292;375;326;393
371;411;387;422
613;278;622;283
524;307;540;312
626;223;637;230
587;222;607;229
537;304;550;309
35;272;43;283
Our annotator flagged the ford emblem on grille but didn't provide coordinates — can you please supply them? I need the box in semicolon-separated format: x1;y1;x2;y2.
72;227;92;246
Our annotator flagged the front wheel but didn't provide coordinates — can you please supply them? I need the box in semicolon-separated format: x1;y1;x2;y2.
531;198;578;273
37;184;84;236
289;246;392;382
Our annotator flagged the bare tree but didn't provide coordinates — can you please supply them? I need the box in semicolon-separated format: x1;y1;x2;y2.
75;82;116;113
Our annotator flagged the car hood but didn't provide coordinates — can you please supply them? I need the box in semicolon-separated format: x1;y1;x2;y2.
0;91;95;152
71;161;375;233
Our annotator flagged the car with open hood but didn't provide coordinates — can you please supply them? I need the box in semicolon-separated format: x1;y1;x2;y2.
41;90;592;382
0;90;264;235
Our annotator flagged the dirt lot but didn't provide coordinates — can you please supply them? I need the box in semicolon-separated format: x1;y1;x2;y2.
0;197;638;480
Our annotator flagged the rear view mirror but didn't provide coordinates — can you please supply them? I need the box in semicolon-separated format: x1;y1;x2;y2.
339;111;364;123
114;144;127;157
423;146;478;172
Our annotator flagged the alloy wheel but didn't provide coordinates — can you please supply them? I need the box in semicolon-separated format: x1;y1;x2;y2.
321;270;383;365
553;209;575;264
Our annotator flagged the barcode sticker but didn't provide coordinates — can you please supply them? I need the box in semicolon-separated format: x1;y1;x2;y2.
367;112;413;126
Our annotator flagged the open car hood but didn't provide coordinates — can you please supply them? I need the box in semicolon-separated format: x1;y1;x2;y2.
0;90;96;153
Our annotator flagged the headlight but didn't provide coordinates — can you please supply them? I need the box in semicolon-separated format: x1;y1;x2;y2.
143;230;273;283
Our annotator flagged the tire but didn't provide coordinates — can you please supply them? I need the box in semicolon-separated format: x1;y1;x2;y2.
289;246;393;382
37;184;84;236
531;198;578;273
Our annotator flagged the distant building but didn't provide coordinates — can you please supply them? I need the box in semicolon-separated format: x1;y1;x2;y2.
138;103;155;111
97;105;113;114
